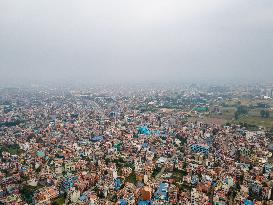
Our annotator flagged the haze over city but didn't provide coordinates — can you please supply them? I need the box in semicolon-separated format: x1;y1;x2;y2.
1;0;273;85
2;1;273;205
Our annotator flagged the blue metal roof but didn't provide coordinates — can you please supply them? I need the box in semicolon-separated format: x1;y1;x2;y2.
119;199;127;205
243;199;254;205
80;195;87;201
114;178;122;190
138;200;151;205
90;136;104;142
138;126;150;135
154;182;168;201
36;151;45;157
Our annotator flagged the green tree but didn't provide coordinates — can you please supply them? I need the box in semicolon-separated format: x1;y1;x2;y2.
260;110;266;118
20;185;37;204
260;110;270;118
125;170;137;184
235;112;239;120
52;196;65;205
265;110;270;118
234;105;248;119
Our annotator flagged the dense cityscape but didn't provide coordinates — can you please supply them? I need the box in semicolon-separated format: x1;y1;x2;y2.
1;83;273;204
1;0;273;204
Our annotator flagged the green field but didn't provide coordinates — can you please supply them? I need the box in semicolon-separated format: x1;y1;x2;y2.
234;115;273;128
208;99;273;129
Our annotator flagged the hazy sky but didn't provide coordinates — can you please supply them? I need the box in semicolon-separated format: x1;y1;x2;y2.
0;0;273;84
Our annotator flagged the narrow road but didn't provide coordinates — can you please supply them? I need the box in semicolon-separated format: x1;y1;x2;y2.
155;166;166;178
91;101;107;118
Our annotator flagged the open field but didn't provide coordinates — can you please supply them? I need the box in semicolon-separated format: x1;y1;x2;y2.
187;104;273;128
224;99;273;107
234;116;273;128
188;116;228;125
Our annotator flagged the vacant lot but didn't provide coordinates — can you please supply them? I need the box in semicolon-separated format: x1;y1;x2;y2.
188;116;228;125
234;116;273;128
